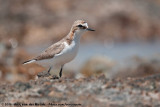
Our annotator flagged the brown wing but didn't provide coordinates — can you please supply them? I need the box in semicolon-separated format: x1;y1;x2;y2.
34;42;65;61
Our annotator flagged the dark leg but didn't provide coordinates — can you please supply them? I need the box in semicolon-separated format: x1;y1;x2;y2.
59;65;64;78
48;67;52;73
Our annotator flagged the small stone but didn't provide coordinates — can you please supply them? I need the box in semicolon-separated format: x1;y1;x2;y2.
14;81;31;91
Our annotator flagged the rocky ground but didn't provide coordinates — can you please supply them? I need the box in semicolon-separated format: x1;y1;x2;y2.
0;73;160;107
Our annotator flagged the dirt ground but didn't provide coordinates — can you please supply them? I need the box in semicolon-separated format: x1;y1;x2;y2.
0;73;160;107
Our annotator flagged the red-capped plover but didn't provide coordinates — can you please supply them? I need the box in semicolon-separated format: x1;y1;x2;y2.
23;20;95;78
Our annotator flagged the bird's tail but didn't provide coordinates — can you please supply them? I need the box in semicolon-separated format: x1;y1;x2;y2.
22;59;36;65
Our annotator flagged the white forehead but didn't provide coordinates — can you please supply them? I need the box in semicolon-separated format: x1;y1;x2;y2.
82;23;88;28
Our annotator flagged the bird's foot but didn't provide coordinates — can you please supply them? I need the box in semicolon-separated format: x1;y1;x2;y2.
49;75;59;80
37;70;51;78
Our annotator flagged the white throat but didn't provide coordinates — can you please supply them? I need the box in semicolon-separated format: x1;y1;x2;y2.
73;30;85;43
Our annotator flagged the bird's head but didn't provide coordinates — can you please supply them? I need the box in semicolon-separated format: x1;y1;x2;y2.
71;20;95;34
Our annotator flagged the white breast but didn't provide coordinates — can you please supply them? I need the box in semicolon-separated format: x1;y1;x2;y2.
53;41;79;66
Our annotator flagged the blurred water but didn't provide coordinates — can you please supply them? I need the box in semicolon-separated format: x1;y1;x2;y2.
25;41;160;71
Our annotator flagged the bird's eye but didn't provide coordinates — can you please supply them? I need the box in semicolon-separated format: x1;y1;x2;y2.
77;25;83;27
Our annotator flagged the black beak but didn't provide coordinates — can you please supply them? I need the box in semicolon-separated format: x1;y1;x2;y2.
86;28;95;31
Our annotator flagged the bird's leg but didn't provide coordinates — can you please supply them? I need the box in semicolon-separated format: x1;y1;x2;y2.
59;65;64;78
48;67;59;79
37;67;52;78
48;67;52;73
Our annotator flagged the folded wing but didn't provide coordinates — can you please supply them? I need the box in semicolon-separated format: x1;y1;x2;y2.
23;41;65;64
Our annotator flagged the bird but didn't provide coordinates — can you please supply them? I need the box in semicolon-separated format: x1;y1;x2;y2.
23;20;95;78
